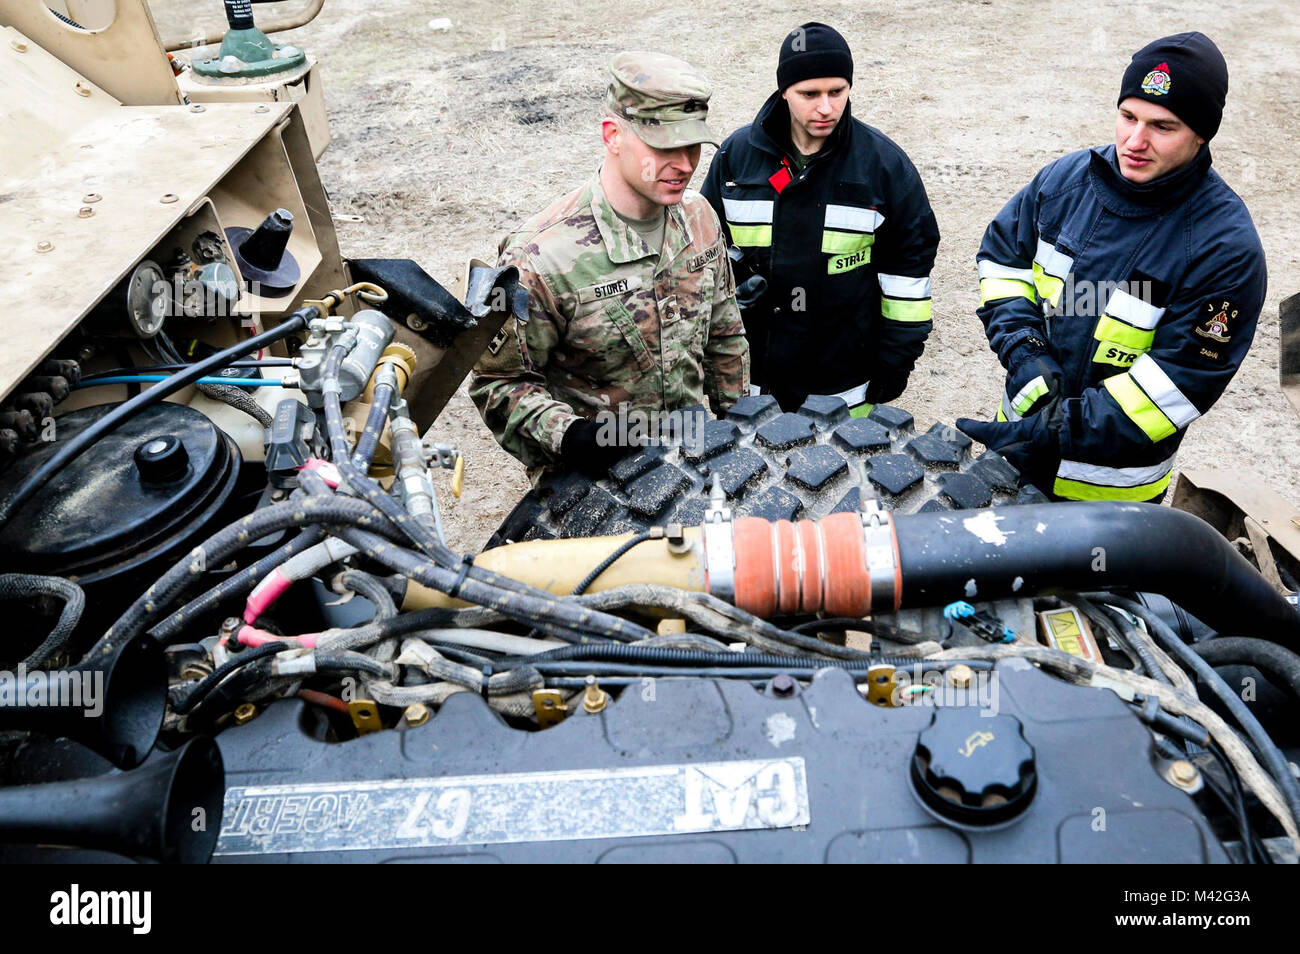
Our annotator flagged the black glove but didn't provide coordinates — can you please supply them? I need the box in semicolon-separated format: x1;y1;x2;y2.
957;399;1066;492
559;418;636;479
865;366;911;405
1003;336;1064;418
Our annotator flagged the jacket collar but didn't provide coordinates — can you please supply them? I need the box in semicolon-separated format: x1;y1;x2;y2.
589;169;692;266
1087;143;1213;216
752;89;852;164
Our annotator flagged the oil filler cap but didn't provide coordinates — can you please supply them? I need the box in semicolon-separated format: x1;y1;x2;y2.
134;435;190;484
911;707;1036;826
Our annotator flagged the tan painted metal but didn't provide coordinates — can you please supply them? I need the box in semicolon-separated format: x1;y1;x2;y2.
177;58;332;160
0;19;349;399
401;530;708;610
1;0;180;105
161;0;325;52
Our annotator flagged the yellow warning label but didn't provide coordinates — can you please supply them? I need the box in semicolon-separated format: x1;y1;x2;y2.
1055;635;1083;656
1046;611;1081;638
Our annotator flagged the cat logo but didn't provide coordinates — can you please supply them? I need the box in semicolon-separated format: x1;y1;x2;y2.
1196;299;1236;343
959;730;995;758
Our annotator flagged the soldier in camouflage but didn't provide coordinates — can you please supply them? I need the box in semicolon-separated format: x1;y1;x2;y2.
470;51;750;476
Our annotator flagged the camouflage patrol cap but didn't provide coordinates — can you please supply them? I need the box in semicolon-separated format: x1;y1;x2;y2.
605;51;719;149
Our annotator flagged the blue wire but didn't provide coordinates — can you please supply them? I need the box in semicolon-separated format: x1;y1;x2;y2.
75;376;291;389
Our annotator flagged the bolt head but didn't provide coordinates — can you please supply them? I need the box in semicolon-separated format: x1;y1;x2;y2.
946;664;974;689
772;673;796;696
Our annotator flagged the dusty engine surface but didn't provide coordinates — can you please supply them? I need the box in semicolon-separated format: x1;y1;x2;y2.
209;663;1225;863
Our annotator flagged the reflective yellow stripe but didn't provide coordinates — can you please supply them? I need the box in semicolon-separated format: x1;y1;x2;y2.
729;224;772;247
1031;264;1064;307
995;406;1008;422
849;402;874;419
821;230;874;255
1012;378;1049;414
880;297;932;323
1092;341;1145;368
827;249;871;274
1053;471;1172;501
980;277;1035;305
1093;315;1156;351
1103;372;1176;442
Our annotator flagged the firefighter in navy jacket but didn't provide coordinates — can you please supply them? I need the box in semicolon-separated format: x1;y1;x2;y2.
959;33;1266;503
701;23;940;414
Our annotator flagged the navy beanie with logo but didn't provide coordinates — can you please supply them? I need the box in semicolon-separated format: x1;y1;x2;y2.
1118;32;1228;140
777;22;854;91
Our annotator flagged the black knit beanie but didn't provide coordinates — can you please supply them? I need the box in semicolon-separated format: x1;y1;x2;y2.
1118;32;1228;140
777;22;853;91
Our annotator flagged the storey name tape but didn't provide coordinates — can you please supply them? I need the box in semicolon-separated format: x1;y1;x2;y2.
215;757;810;855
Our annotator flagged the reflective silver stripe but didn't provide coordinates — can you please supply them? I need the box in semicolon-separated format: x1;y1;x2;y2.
877;273;932;300
999;390;1023;422
822;380;869;407
824;204;884;233
721;198;773;223
1057;456;1175;488
978;260;1034;283
1033;238;1074;279
1009;374;1047;412
1130;354;1200;428
1104;287;1165;330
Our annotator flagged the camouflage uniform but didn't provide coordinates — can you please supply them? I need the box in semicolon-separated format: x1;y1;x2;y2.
469;52;750;470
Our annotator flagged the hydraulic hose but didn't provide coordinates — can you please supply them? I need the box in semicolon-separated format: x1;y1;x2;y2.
893;503;1300;648
1191;637;1300;704
0;309;314;530
338;569;398;621
351;381;395;470
1092;593;1300;836
148;526;329;642
331;526;652;644
92;494;410;660
0;574;85;668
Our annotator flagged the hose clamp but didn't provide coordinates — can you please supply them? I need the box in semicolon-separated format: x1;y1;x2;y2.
702;506;735;604
860;501;898;612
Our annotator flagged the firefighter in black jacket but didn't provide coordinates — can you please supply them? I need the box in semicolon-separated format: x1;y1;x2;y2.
702;22;940;414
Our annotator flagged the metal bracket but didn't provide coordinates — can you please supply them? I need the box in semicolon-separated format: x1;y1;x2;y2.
861;502;899;613
702;474;735;603
532;689;568;728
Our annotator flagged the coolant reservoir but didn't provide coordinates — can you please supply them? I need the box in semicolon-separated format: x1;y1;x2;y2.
188;383;307;463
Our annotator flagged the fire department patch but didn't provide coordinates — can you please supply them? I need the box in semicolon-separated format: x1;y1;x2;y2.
1195;298;1236;344
1142;63;1172;96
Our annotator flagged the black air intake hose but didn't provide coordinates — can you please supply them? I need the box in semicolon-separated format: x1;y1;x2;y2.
893;502;1300;648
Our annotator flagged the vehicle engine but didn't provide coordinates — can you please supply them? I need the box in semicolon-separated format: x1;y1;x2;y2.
1;0;1298;866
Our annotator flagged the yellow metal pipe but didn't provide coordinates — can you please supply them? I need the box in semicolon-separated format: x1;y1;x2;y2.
401;529;707;611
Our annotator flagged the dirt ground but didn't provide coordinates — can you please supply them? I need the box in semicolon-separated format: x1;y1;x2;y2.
155;0;1300;553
